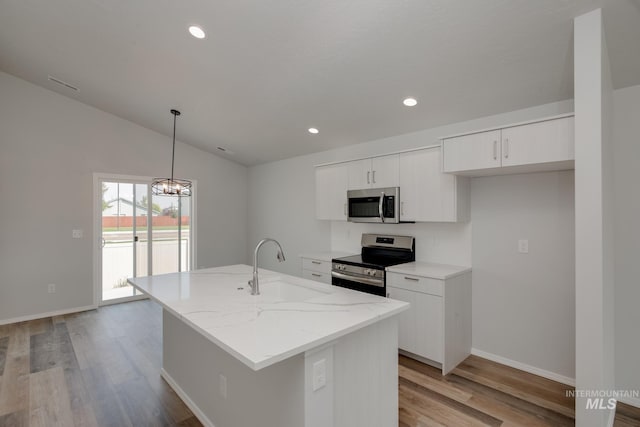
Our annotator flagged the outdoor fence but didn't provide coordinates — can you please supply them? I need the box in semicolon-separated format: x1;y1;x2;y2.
102;215;190;228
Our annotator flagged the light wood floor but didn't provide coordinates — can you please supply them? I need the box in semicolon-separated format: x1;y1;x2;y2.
0;300;638;426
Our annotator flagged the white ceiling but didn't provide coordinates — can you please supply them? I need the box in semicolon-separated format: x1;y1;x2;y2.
1;0;638;165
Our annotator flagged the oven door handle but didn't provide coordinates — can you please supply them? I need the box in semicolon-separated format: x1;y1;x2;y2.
379;191;385;223
331;271;384;287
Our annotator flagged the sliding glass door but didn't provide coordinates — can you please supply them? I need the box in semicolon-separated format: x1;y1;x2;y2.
98;177;192;304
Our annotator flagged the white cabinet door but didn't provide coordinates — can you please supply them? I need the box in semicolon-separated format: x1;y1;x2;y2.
387;286;443;363
415;291;443;363
399;147;458;222
347;159;371;190
371;154;399;188
501;116;574;167
347;155;399;190
387;286;416;354
302;269;331;284
315;163;348;220
442;130;501;173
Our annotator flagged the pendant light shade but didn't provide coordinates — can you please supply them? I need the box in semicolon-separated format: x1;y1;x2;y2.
152;109;192;197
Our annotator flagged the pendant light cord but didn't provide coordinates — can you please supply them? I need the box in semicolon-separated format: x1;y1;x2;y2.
170;109;180;181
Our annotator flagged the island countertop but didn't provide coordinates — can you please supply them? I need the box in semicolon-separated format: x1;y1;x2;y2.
128;264;408;371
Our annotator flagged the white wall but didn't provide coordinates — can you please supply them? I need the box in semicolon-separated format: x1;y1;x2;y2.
471;171;575;380
248;100;573;276
0;71;248;322
248;99;576;381
331;221;471;267
574;9;616;426
613;84;640;406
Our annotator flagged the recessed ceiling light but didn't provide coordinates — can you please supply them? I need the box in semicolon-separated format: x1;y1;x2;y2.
403;97;418;107
188;26;206;39
308;128;319;134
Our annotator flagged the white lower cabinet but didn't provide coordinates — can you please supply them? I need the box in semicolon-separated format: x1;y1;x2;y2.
300;257;332;285
387;268;471;374
387;286;443;362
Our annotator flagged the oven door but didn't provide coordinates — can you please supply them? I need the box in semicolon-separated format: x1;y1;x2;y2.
331;270;386;296
347;187;400;223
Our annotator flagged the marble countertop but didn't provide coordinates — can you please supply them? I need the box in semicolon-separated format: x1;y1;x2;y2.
129;264;408;371
386;262;471;280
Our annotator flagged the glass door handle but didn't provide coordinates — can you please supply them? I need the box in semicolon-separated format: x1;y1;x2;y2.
101;238;106;248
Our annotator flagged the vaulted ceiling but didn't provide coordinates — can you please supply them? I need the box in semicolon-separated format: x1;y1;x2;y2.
1;0;638;165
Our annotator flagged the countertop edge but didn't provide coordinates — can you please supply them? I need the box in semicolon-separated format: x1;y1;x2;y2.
386;262;472;280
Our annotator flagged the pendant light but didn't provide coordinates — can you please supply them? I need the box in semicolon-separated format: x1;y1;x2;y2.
151;109;192;197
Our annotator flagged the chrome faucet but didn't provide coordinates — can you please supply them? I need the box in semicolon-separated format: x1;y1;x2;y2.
249;238;286;295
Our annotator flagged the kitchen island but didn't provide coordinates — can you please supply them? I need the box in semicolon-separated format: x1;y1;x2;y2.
128;264;409;427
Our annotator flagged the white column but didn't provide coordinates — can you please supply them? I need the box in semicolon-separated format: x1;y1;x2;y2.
574;8;616;427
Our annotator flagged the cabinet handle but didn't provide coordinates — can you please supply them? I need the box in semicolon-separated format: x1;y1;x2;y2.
504;138;509;159
311;261;321;265
367;171;370;184
344;203;347;216
493;140;498;160
311;273;322;277
372;170;376;184
401;201;405;216
404;276;419;282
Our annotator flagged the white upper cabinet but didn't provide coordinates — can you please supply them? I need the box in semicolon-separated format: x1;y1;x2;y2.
315;162;348;220
346;159;370;190
347;154;399;189
399;147;469;222
442;115;574;176
371;155;400;188
442;129;501;173
501;116;574;167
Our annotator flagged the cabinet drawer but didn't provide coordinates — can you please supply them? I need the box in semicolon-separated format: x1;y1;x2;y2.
302;269;331;284
387;272;443;296
302;258;331;274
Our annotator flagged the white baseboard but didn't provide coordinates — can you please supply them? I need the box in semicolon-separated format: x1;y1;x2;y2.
619;395;640;408
471;348;576;387
0;305;97;326
161;368;216;427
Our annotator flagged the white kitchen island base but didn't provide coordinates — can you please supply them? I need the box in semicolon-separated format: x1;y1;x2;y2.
161;308;399;427
129;265;407;427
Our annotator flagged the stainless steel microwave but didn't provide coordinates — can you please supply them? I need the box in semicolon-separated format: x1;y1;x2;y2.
347;187;400;223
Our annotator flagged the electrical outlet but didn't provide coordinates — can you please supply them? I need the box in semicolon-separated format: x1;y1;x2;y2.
219;374;227;399
72;229;83;239
47;283;56;293
312;359;326;391
518;239;529;254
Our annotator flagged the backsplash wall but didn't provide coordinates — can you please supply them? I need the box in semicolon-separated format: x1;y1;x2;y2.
330;221;471;266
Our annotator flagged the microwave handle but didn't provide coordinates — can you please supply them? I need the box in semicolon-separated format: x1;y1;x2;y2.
379;191;385;223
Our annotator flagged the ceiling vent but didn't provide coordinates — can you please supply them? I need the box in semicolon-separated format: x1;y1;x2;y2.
47;75;79;91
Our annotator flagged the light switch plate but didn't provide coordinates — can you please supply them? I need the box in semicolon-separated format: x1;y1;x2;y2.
518;239;529;254
312;359;326;391
219;374;227;398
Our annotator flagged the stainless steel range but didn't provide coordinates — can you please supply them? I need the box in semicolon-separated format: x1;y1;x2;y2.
331;234;415;296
